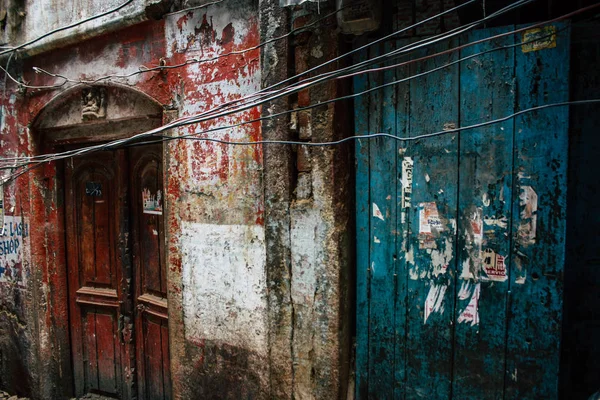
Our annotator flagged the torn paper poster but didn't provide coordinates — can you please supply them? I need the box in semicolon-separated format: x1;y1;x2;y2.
457;282;480;326
461;207;484;279
457;280;472;300
0;216;30;288
400;156;414;224
517;186;537;246
372;203;384;221
400;157;413;205
482;249;507;282
142;188;163;215
418;202;443;249
424;283;447;324
522;26;556;53
419;202;442;234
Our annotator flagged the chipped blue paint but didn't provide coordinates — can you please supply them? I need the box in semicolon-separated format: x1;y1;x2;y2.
505;22;570;399
453;26;515;399
355;24;570;399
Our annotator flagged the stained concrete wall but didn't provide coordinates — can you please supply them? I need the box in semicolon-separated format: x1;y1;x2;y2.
0;0;352;399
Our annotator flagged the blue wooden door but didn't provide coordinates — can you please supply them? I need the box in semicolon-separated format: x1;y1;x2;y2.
355;24;569;399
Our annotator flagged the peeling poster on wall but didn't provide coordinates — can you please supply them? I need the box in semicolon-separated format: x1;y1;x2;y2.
418;202;442;249
0;183;3;236
482;248;507;282
142;188;163;215
0;216;29;287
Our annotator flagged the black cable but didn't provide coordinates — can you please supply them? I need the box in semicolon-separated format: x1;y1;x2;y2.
0;0;134;57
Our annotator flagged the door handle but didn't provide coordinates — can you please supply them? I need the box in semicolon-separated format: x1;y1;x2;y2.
118;314;133;344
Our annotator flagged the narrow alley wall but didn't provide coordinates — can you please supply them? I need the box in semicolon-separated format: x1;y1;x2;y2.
0;0;353;398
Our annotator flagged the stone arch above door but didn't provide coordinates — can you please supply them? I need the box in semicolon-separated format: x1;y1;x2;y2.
32;84;165;145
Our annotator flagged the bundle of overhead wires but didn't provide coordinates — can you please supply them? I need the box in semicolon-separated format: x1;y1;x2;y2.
0;0;599;186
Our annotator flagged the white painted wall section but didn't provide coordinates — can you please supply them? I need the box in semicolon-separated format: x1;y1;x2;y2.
180;222;268;355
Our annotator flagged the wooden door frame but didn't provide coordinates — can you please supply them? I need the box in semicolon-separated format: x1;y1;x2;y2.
29;84;176;399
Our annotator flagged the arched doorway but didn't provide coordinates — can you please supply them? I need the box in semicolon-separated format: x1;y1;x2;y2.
33;85;172;400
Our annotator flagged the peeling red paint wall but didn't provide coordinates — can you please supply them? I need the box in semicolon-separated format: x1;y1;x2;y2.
0;0;265;397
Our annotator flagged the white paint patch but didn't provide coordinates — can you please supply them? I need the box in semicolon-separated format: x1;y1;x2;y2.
165;4;252;58
180;222;267;354
372;203;384;221
373;236;381;244
484;215;508;229
405;247;414;265
310;45;324;58
291;209;318;306
431;238;452;277
457;281;471;300
518;186;538;246
457;282;480;326
400;157;414;224
424;283;447;324
460;260;474;280
515;276;526;285
482;192;491;207
424;173;430;183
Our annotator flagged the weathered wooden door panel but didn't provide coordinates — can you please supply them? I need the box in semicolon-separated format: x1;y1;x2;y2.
130;144;171;400
355;23;569;399
404;38;459;400
505;23;570;399
66;146;171;399
66;151;129;398
452;27;515;398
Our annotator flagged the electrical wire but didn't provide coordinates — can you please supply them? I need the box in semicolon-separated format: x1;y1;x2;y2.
3;99;599;186
0;18;576;168
156;100;600;146
1;0;497;164
0;0;134;57
28;0;477;90
0;0;576;174
29;6;343;88
164;0;225;16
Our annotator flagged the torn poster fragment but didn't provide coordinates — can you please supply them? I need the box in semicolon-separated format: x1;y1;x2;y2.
424;283;447;324
418;202;442;249
400;156;413;224
482;249;507;282
518;186;537;246
457;282;480;326
0;216;29;287
522;26;556;53
401;157;413;202
372;203;384;221
142;188;163;215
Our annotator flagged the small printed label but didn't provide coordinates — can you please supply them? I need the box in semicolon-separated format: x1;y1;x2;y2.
522;26;556;53
418;202;443;249
142;188;163;215
85;182;102;197
482;249;507;282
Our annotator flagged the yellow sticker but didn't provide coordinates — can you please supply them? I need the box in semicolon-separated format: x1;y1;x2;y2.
522;26;557;53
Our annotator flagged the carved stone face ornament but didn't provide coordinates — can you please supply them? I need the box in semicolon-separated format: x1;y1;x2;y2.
81;87;107;120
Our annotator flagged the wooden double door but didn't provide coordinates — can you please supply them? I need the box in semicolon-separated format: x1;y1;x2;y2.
65;145;171;399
